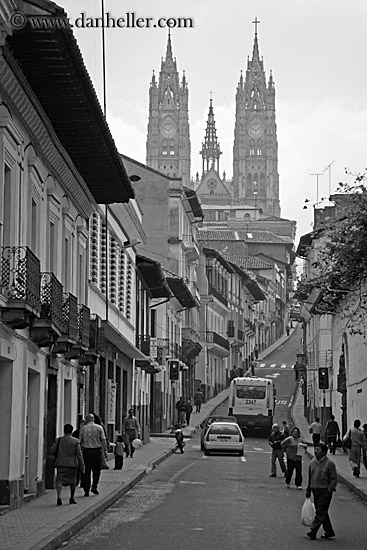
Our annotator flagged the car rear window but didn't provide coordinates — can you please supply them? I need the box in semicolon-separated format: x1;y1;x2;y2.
209;424;240;435
236;386;266;399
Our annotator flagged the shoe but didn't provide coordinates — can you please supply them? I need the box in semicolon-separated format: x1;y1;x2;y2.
69;498;77;504
125;454;129;458
269;474;276;477
130;454;134;458
91;488;99;495
286;484;290;488
306;531;316;540
84;492;89;497
297;486;303;490
321;532;335;539
57;498;62;506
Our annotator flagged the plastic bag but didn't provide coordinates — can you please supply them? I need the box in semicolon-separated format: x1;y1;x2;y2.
301;497;315;527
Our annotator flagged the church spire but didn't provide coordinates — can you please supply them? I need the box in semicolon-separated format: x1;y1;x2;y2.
200;96;222;175
165;29;173;62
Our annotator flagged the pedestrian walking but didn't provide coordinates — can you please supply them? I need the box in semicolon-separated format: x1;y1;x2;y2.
305;442;337;540
194;389;204;413
324;415;340;455
309;417;323;446
122;408;141;458
281;420;291;437
72;419;85;486
268;423;287;477
113;435;125;470
343;419;367;477
250;359;256;376
254;345;259;359
286;325;290;336
281;427;307;489
174;424;185;453
185;398;193;426
79;413;108;496
175;397;186;424
362;424;367;470
51;423;85;506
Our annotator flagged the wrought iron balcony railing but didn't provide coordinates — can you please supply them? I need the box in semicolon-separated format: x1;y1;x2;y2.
39;272;64;333
0;245;41;312
206;331;230;351
61;293;79;341
78;304;90;349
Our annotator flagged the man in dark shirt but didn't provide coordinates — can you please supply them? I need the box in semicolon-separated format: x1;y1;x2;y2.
269;423;287;477
306;442;337;540
325;415;340;455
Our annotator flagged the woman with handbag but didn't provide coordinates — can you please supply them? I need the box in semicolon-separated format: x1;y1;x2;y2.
343;419;366;477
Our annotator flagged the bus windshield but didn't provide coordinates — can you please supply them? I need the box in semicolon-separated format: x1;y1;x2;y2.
236;385;266;400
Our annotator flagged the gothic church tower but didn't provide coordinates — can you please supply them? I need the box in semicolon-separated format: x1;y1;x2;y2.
233;20;280;216
146;32;191;185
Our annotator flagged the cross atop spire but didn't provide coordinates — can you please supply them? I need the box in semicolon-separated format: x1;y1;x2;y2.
252;17;260;35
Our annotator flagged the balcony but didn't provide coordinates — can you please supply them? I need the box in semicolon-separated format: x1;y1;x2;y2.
79;313;103;366
182;327;202;360
244;318;256;335
206;331;230;357
77;304;91;350
187;280;201;305
53;293;79;356
0;246;41;328
182;234;200;261
209;285;228;308
137;335;151;356
30;272;63;347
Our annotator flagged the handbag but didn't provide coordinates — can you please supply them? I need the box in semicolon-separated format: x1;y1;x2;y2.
301;497;316;527
343;430;352;449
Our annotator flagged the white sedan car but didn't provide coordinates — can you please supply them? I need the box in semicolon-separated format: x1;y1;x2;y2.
203;421;245;457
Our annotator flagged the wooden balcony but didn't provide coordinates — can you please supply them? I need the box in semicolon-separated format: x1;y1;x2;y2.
79;313;103;366
0;246;41;329
206;331;230;357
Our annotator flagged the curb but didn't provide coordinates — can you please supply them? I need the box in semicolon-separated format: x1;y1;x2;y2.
30;448;174;550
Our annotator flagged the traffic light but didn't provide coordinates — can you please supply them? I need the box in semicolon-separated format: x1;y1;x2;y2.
318;367;329;390
169;360;179;381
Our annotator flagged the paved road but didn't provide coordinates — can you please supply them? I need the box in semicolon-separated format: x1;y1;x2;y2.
62;428;367;550
63;327;367;549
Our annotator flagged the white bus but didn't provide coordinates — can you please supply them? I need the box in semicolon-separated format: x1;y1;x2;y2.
228;377;276;433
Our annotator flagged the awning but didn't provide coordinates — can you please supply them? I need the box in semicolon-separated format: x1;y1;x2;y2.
136;256;171;299
101;321;146;360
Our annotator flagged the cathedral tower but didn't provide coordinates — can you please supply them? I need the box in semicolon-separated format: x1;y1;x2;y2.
146;32;191;185
233;19;280;216
200;98;222;176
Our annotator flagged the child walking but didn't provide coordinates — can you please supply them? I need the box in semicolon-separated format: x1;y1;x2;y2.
114;435;125;470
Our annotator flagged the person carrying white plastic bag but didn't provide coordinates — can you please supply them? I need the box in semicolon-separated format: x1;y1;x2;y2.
301;497;315;526
305;442;337;540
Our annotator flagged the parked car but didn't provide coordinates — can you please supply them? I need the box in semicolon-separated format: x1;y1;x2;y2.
203;421;245;456
200;415;237;450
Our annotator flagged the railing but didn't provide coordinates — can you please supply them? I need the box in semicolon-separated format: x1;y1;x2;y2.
78;304;91;348
0;246;41;312
39;272;64;333
89;313;103;352
206;331;230;350
182;327;200;344
61;293;79;341
209;285;228;307
138;335;150;356
237;329;244;341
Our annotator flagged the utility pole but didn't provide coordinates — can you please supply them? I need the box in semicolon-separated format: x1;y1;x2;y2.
310;173;323;206
323;160;335;200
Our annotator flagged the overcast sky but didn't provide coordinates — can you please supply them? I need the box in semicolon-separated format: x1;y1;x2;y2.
61;0;367;242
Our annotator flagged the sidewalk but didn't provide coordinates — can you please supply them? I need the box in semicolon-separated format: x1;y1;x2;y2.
291;384;367;502
0;392;228;550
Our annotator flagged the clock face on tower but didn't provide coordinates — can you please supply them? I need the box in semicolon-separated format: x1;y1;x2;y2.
161;123;176;138
248;124;263;139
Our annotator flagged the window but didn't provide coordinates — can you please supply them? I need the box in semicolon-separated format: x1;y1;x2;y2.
237;385;266;399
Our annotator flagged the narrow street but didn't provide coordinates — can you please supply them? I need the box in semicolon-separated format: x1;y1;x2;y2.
63;329;367;550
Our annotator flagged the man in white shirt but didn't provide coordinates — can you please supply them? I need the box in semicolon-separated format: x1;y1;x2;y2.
309;417;323;446
79;413;107;496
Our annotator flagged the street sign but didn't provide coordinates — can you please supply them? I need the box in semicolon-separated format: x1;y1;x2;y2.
150;337;157;358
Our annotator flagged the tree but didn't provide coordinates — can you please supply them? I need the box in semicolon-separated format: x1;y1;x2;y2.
297;173;367;335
